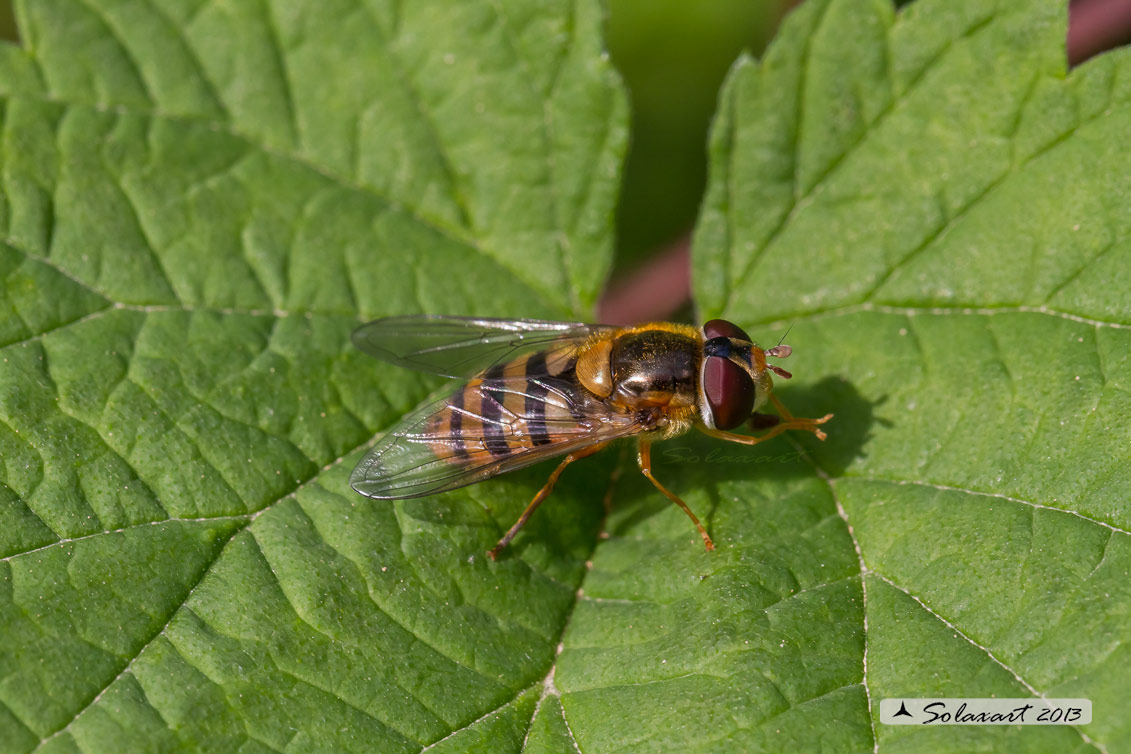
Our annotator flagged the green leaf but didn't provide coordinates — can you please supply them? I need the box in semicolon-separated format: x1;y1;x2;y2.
3;0;1129;752
0;0;628;751
685;0;1131;751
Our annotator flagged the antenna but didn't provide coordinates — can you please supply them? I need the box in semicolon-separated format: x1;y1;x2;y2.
775;324;793;348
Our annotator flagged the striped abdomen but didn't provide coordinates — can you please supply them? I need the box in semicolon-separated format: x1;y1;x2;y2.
424;344;597;468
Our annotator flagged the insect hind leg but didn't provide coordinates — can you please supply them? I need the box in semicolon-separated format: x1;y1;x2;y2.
488;442;608;560
637;438;714;551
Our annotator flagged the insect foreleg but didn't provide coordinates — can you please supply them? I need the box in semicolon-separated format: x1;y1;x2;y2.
701;395;833;445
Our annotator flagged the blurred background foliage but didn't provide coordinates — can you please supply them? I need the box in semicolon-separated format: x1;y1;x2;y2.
605;0;792;278
0;3;14;45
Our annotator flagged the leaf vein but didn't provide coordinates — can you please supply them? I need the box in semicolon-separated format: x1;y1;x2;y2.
484;0;575;308
68;0;157;106
140;0;226;118
418;682;538;753
846;476;1131;537
260;0;301;149
30;434;380;749
864;89;1126;302
761;302;1131;331
0;303;115;351
362;8;473;232
730;6;998;308
266;631;426;746
787;436;876;753
32;524;253;751
0;514;250;563
0;92;555;305
870;571;1106;753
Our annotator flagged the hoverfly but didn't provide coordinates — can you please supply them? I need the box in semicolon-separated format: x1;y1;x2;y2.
349;315;832;559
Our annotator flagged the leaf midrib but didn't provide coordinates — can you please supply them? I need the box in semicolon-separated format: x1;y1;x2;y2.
0;87;563;309
724;5;1002;311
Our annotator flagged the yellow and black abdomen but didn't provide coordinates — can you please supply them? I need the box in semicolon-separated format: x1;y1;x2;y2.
424;344;599;467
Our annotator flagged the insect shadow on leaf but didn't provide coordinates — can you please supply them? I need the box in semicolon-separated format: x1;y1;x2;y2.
606;375;874;542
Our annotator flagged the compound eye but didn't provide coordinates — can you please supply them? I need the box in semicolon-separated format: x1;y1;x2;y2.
703;319;752;342
703;355;756;430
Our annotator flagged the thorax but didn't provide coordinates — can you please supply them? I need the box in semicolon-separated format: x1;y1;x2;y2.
576;325;702;422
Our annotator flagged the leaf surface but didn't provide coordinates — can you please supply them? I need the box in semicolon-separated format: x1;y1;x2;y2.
678;0;1131;751
0;0;627;751
3;0;1130;752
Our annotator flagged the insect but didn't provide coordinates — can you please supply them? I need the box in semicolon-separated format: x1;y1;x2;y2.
350;315;832;559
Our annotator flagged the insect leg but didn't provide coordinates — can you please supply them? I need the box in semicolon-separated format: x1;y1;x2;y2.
700;396;833;446
488;442;608;560
768;394;833;438
637;438;714;552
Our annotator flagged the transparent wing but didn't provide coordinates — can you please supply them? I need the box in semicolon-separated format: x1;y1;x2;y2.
352;315;612;379
350;354;644;499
